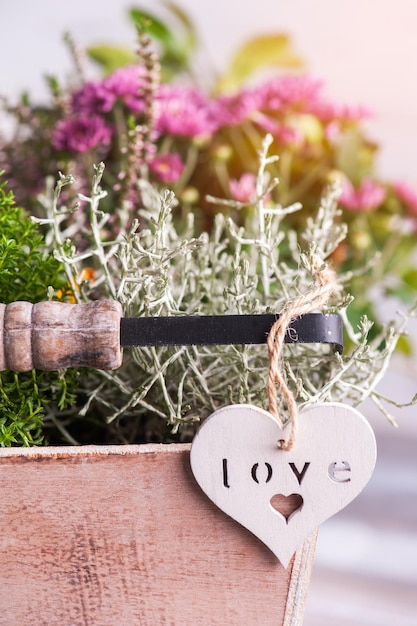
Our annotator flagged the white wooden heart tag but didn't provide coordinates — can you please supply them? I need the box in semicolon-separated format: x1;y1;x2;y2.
190;403;377;568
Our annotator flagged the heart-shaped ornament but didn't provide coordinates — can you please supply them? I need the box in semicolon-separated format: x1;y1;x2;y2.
190;403;376;568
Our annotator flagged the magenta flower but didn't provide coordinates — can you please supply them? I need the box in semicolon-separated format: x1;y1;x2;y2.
339;178;387;212
211;77;323;130
71;81;115;115
229;173;258;203
212;88;261;127
251;111;301;144
52;115;113;154
392;181;417;216
313;101;373;125
255;75;324;112
211;75;370;146
256;75;372;123
222;75;371;133
149;153;185;184
102;66;147;113
156;85;218;138
71;66;146;115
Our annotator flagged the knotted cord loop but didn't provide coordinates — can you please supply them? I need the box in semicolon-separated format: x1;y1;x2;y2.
267;256;339;451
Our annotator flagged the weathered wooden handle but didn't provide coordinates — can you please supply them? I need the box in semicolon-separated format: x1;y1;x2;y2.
0;300;123;372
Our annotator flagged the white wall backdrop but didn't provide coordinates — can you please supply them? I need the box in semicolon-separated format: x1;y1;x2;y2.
1;0;417;181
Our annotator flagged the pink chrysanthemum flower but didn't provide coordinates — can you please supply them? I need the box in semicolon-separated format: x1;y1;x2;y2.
212;76;324;130
229;173;258;203
255;75;324;112
212;75;369;145
339;178;386;212
149;153;185;184
251;111;301;144
392;181;417;216
313;101;373;124
102;65;147;113
52;115;113;153
212;88;261;127
218;75;371;136
155;85;218;138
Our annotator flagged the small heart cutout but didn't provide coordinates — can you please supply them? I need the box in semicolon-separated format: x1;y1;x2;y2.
270;494;303;523
190;403;376;567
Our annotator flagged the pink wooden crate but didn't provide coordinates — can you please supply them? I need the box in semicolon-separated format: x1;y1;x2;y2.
0;444;316;625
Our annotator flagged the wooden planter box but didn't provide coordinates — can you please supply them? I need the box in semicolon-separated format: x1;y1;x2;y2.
0;444;317;625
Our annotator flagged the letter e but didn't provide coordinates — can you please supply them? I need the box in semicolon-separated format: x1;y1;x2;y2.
328;461;351;483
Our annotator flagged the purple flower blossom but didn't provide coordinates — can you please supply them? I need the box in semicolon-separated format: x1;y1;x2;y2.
71;81;115;115
52;115;113;154
149;153;185;184
66;70;371;152
71;66;146;115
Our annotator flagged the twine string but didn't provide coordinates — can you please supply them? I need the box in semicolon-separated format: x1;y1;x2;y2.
267;256;338;451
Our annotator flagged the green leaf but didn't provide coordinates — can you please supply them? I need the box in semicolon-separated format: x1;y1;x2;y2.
216;34;304;93
128;6;192;72
87;45;136;74
161;1;197;50
385;284;416;304
395;334;413;356
402;268;417;290
335;131;375;184
129;7;178;52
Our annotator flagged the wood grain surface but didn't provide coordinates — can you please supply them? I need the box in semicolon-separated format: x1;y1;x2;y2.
0;444;316;625
0;300;123;372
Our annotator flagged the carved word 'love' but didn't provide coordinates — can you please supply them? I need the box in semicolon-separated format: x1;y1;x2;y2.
190;403;377;568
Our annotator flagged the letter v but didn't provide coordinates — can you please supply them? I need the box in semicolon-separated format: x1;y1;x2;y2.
289;462;310;485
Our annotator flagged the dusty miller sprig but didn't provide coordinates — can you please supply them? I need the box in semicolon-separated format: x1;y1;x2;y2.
37;135;416;442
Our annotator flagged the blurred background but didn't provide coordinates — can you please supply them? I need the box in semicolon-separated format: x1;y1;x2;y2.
1;1;417;623
2;0;417;182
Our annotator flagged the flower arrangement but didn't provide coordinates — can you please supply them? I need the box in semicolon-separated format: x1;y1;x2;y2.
2;7;417;326
0;4;415;446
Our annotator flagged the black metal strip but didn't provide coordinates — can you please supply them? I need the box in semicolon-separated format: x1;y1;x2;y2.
120;313;343;352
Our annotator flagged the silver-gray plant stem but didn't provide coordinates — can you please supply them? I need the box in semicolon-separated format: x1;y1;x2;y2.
34;134;416;442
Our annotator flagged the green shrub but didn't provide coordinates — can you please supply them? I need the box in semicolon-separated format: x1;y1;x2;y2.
0;177;77;446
